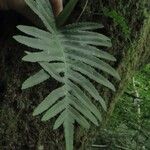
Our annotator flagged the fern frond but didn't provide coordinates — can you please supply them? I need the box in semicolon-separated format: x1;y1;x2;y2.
13;0;120;150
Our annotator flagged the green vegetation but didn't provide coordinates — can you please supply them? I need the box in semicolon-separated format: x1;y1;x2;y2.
103;8;131;39
94;64;150;149
13;0;120;149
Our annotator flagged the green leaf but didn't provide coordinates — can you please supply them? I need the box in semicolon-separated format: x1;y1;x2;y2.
69;62;116;91
17;25;52;40
62;30;111;42
68;94;99;126
63;22;104;31
22;69;50;89
69;106;90;129
22;52;63;62
64;42;116;61
25;0;55;32
62;33;112;47
56;0;79;27
67;52;120;80
13;35;53;51
53;111;66;130
13;1;120;150
39;62;63;82
64;115;74;150
41;99;66;121
33;86;65;116
68;70;107;111
36;0;55;28
68;80;102;121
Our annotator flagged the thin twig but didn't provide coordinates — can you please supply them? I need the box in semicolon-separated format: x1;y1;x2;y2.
91;144;108;148
132;77;141;150
76;0;89;22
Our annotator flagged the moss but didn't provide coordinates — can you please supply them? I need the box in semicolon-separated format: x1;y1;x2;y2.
106;13;150;125
76;1;150;148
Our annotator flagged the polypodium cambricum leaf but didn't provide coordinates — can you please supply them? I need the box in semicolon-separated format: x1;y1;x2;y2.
13;0;120;149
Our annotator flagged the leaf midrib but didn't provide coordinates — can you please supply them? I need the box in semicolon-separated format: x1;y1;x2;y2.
53;31;71;110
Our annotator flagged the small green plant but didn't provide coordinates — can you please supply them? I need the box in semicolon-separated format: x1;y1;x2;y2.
103;8;131;39
13;0;120;149
94;64;150;149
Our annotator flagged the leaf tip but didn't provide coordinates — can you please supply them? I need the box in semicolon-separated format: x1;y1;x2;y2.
103;105;107;112
112;87;116;92
16;25;25;32
21;85;26;90
112;57;117;61
41;117;47;122
53;126;57;130
117;74;121;80
13;35;18;40
32;113;36;117
33;110;38;117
